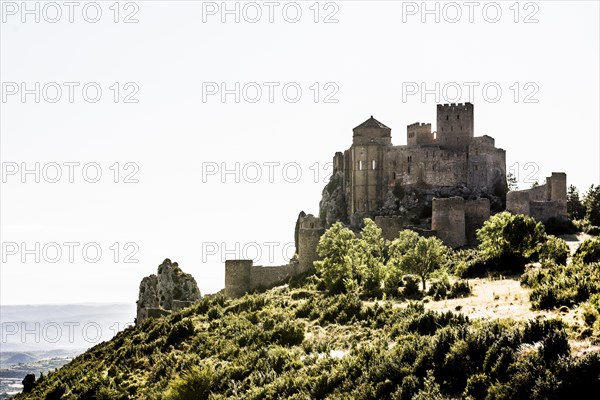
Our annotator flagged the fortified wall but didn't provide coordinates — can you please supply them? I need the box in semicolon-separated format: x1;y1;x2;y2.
224;213;324;298
506;173;568;222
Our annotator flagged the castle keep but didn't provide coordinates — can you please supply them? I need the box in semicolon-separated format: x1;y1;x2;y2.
224;103;569;297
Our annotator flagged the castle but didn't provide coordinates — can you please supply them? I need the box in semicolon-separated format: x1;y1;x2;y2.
224;103;569;297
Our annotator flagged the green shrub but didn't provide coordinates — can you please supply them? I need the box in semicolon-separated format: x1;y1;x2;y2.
539;235;570;264
543;217;577;235
574;237;600;263
164;365;214;400
402;275;421;298
427;278;471;300
166;318;195;347
523;261;600;309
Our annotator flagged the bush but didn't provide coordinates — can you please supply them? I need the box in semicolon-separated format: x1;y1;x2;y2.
427;278;471;300
164;365;214;400
574;237;600;263
539;235;570;265
543;217;577;236
450;280;472;298
402;275;422;298
166;319;195;347
523;261;600;309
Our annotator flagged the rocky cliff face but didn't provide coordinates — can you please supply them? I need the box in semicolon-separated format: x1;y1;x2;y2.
318;171;347;226
136;259;201;323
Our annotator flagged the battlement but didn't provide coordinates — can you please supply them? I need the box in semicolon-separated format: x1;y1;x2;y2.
437;102;473;110
407;122;431;128
436;102;474;149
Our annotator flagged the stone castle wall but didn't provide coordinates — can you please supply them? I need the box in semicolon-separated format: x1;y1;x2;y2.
374;215;410;241
225;213;324;298
224;260;303;298
432;197;466;248
465;198;491;244
506;173;568;222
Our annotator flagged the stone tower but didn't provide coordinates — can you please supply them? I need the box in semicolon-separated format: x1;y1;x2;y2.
296;213;325;272
347;116;391;215
407;122;434;146
436;103;474;149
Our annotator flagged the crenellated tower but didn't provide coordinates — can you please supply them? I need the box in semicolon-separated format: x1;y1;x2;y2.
436;102;474;149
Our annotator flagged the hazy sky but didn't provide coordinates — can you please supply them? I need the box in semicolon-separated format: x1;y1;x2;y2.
1;0;599;305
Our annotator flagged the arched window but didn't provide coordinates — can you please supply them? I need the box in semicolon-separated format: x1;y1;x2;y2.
358;160;363;170
372;160;376;170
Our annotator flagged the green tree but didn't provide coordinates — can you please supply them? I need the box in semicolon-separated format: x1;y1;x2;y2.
583;184;600;226
477;212;546;265
507;172;518;191
389;230;448;291
353;218;387;294
314;222;357;293
567;185;585;220
387;229;420;288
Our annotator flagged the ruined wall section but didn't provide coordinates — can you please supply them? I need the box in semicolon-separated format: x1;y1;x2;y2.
432;197;466;248
465;198;490;245
297;214;324;272
224;260;306;298
506;173;568;222
374;216;409;241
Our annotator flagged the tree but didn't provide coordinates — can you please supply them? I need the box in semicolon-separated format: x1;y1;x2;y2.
353;218;387;294
387;229;420;288
567;185;585;220
507;172;518;191
388;230;448;291
583;184;600;226
314;222;358;293
476;212;546;266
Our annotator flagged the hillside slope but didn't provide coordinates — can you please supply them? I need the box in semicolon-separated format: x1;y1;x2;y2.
13;278;600;400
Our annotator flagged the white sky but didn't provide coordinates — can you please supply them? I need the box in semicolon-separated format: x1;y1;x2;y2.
1;0;599;305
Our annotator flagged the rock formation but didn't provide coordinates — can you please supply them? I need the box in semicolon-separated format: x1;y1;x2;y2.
136;258;201;323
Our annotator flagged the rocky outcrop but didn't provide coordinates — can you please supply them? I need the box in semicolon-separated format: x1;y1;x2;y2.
319;171;347;226
136;259;201;324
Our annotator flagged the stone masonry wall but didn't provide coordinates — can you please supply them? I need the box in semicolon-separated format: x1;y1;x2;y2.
432;197;466;248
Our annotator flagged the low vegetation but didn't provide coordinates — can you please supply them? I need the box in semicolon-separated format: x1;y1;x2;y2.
14;289;600;400
14;210;600;399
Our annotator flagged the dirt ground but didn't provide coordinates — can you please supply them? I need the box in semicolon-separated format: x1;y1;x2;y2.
424;233;599;356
